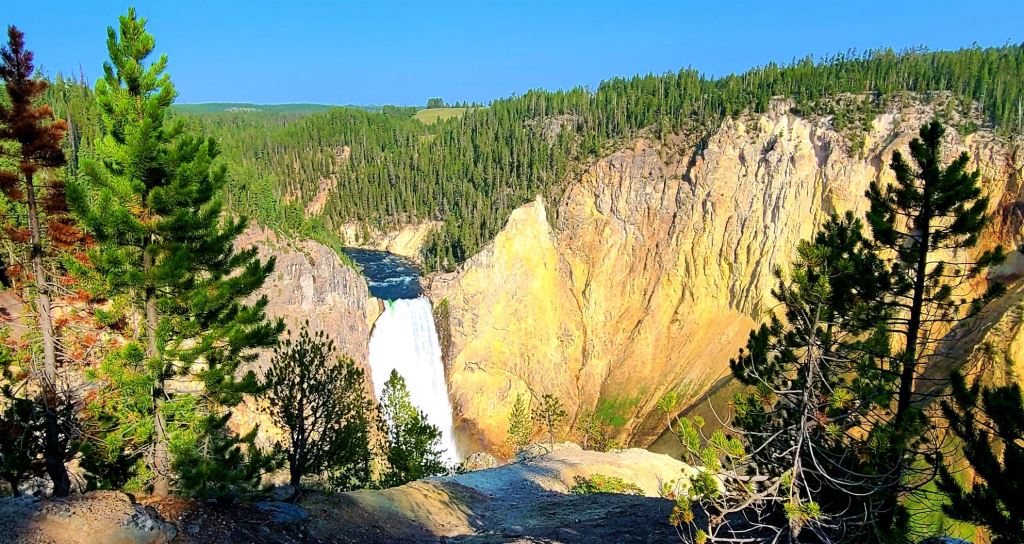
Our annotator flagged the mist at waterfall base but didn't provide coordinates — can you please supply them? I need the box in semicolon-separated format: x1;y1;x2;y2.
344;248;460;464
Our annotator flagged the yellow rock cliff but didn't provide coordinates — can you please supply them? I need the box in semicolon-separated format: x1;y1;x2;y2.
430;100;1024;453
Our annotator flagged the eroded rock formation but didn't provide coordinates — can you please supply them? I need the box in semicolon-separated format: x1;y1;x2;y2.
430;100;1024;453
336;220;440;262
237;225;372;368
232;225;374;447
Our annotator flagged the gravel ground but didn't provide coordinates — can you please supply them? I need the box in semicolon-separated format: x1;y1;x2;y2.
305;445;691;543
0;445;693;543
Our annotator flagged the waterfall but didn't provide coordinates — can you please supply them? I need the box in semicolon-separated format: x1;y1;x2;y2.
368;296;459;464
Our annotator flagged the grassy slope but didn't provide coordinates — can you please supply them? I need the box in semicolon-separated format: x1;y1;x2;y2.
413;107;469;124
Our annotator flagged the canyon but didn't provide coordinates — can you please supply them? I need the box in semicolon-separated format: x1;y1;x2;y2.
427;98;1024;454
242;97;1023;459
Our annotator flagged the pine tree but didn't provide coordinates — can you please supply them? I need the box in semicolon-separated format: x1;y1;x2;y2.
865;120;1005;526
936;372;1024;544
722;213;897;543
266;323;373;490
0;25;83;497
867;120;1004;430
531;394;566;447
506;392;531;452
74;9;282;497
574;408;601;451
379;370;446;487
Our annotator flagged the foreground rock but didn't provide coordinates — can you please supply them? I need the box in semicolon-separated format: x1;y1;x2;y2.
0;491;314;544
0;491;176;544
0;447;694;543
306;446;697;543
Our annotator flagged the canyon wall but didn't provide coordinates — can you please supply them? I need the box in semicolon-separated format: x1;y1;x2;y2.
232;226;374;445
430;100;1024;454
239;225;373;368
336;221;440;262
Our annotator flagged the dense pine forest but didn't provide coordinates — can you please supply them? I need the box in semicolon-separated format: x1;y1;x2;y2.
40;44;1024;271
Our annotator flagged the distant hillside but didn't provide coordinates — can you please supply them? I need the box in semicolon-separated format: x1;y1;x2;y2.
50;44;1024;273
173;102;382;114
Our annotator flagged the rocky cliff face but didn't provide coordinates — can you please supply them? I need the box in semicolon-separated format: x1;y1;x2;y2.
430;100;1024;453
232;226;374;445
336;220;440;262
238;225;373;367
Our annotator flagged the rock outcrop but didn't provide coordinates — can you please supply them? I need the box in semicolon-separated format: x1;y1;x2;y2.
0;492;176;544
0;448;694;544
305;446;694;543
431;100;1024;453
238;225;372;367
231;226;374;447
336;221;440;262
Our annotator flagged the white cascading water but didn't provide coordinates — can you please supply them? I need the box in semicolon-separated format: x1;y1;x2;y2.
368;296;459;464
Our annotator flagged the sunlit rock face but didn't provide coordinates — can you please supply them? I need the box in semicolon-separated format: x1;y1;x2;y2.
431;99;1024;454
336;220;441;262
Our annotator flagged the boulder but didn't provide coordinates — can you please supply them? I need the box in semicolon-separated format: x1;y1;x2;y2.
461;451;501;472
254;501;310;526
515;441;582;462
269;484;299;502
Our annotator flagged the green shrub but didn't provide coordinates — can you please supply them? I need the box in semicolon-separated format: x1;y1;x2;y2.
569;474;643;496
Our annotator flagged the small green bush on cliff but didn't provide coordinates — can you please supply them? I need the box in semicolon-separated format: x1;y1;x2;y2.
570;474;643;496
507;393;532;452
532;394;566;447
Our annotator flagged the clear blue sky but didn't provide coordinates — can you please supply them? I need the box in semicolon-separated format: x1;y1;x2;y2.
3;1;1023;105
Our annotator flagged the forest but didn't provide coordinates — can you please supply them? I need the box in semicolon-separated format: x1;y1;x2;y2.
37;42;1024;271
188;44;1024;271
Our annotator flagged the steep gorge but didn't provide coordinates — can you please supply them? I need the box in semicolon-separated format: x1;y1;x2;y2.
429;99;1024;453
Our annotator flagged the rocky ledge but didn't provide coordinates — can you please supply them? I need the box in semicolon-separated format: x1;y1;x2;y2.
0;446;695;544
308;444;695;543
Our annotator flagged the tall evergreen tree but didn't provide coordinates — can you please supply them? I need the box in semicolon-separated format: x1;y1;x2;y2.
379;370;446;487
723;213;898;543
0;25;81;497
867;120;1004;430
74;9;281;497
936;372;1024;544
865;120;1004;524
